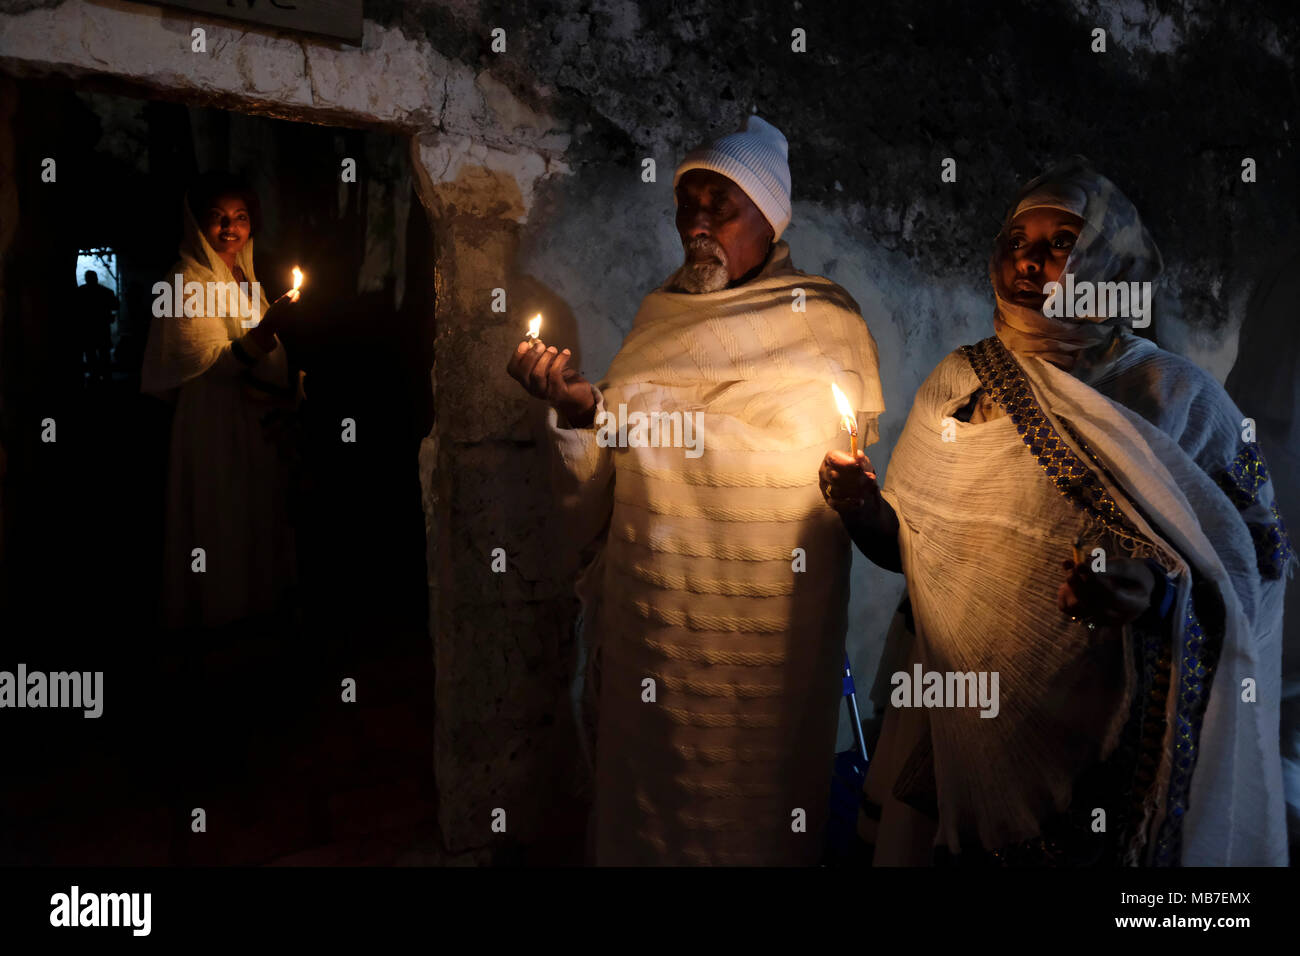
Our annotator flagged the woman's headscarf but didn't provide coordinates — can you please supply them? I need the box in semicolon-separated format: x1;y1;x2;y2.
140;188;271;400
990;156;1163;372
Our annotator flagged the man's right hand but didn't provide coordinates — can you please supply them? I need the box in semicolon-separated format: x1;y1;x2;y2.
506;339;597;427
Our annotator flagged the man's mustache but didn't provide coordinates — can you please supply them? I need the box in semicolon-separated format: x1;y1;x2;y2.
685;237;726;263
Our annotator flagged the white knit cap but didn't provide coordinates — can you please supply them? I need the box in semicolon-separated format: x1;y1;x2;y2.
673;115;792;241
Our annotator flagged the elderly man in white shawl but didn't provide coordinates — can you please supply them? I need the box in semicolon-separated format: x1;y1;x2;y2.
507;115;885;865
822;157;1296;866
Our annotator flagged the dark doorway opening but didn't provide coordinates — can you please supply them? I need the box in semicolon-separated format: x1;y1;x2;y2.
1;77;439;864
72;247;120;386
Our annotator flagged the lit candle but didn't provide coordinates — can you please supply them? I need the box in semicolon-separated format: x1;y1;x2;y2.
274;266;305;304
831;382;858;457
527;313;542;340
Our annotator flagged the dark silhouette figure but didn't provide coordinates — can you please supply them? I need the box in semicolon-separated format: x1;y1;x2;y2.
74;270;117;383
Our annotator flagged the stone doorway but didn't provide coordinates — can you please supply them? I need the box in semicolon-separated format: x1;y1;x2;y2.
0;74;449;864
0;1;584;866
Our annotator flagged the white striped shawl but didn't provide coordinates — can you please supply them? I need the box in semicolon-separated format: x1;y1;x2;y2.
546;240;885;864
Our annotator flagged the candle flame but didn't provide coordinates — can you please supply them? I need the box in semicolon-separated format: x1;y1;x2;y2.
292;267;304;291
831;382;857;435
527;314;542;339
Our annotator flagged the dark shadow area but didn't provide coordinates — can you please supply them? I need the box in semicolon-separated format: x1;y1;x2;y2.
0;78;440;864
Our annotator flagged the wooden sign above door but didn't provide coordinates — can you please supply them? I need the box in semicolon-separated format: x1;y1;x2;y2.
153;0;363;45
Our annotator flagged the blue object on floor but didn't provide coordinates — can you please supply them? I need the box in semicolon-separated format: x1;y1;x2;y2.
823;653;872;864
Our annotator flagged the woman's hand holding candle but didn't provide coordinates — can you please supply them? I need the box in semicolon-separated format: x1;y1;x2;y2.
819;450;878;516
252;267;304;350
819;449;902;573
251;295;294;350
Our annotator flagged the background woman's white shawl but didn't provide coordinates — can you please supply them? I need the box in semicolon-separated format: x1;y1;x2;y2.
141;194;274;400
140;192;295;630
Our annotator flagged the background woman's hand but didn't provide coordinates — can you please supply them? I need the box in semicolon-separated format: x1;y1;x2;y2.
506;339;596;426
819;450;879;516
261;292;298;328
249;295;296;349
1057;556;1156;627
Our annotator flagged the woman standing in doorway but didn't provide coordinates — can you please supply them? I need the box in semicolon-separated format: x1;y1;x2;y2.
141;172;301;631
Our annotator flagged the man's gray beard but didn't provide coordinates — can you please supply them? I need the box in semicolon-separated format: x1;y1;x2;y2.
669;239;730;293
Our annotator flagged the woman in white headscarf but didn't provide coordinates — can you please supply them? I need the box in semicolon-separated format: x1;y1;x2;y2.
141;173;301;631
821;157;1295;865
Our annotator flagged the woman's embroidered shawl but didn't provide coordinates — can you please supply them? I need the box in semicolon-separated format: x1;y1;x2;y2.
879;329;1294;864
